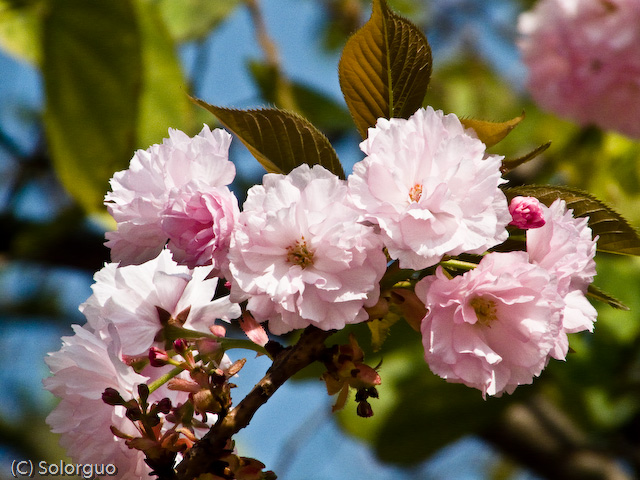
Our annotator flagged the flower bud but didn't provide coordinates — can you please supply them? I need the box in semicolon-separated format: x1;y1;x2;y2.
148;347;170;367
102;387;125;406
357;400;374;418
509;196;546;229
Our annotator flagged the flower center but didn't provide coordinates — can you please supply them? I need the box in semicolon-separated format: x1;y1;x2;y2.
470;297;498;327
408;183;423;203
286;237;315;269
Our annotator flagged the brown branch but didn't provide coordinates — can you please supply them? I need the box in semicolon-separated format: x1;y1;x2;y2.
244;0;297;112
482;395;634;480
174;326;334;479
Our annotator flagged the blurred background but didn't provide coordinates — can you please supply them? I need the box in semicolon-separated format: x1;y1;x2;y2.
1;0;640;478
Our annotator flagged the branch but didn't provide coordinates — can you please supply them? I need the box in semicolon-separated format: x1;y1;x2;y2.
244;0;297;112
174;326;334;479
482;395;634;480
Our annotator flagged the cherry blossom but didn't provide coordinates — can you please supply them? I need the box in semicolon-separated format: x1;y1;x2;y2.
81;249;240;356
228;164;387;335
518;0;640;138
105;125;237;266
161;184;239;273
44;325;151;479
416;252;563;397
348;107;510;270
526;199;598;357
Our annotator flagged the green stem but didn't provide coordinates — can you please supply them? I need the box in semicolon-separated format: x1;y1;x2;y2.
164;325;272;359
439;258;479;271
148;366;185;394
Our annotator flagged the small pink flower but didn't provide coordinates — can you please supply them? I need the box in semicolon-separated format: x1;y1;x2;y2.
228;164;387;335
416;252;563;397
348;107;510;270
518;0;640;138
509;196;546;229
239;312;269;347
105;125;237;266
162;185;240;272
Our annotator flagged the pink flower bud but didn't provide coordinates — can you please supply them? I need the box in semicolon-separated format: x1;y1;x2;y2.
148;347;170;367
509;196;546;229
239;312;269;347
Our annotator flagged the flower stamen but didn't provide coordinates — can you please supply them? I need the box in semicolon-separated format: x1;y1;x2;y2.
470;297;498;327
286;237;315;268
408;184;423;203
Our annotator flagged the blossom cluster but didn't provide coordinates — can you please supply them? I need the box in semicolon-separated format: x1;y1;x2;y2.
44;107;598;474
518;0;640;138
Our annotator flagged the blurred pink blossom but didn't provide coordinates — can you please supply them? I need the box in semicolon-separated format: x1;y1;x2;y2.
228;164;387;335
518;0;640;138
348;107;510;270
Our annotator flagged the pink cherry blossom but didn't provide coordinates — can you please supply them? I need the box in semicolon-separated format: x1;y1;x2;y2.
509;196;546;229
518;0;640;138
348;107;510;270
228;164;387;335
81;249;240;356
416;252;563;397
44;325;151;479
162;184;240;272
105;125;237;266
527;199;597;357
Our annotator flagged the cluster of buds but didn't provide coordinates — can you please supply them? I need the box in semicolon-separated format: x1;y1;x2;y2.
150;334;246;420
321;334;381;417
102;384;183;473
198;440;277;480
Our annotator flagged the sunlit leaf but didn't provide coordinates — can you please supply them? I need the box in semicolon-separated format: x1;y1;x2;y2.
367;313;401;352
501;141;551;174
157;0;240;42
134;0;193;148
192;99;345;179
0;0;41;64
587;284;629;311
338;0;432;138
505;185;640;256
43;0;141;212
460;112;524;148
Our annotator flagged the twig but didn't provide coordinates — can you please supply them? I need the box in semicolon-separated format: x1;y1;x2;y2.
244;0;297;112
174;325;334;479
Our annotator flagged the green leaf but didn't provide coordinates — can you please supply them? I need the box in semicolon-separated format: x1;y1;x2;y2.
192;99;345;179
0;0;42;64
460;112;524;148
505;185;640;256
134;0;193;148
43;0;141;213
501;141;551;174
336;341;507;465
157;0;240;42
587;284;629;311
338;0;432;138
367;313;401;352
